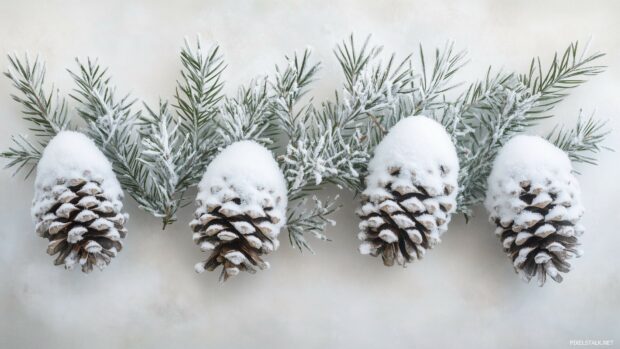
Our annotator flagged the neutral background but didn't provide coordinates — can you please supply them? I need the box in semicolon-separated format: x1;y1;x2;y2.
1;1;618;348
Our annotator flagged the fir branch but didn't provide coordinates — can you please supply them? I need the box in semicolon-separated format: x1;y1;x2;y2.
456;73;539;216
520;41;605;117
139;102;180;208
1;55;71;176
547;111;612;165
286;195;339;252
134;39;229;226
4;54;71;140
272;48;321;139
69;58;165;218
335;35;413;134
415;41;467;113
270;48;354;251
0;134;42;177
139;101;202;226
69;58;138;145
175;39;225;149
218;77;277;147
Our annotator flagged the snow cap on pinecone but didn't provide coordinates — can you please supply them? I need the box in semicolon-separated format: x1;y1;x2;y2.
190;140;287;281
357;115;459;266
485;135;584;286
31;131;128;273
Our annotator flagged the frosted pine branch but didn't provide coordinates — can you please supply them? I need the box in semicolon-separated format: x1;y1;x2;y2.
127;39;227;226
270;48;339;250
69;58;165;219
175;38;225;149
272;48;320;139
456;74;540;216
547;111;611;166
218;78;276;147
139;101;189;225
416;41;467;113
0;134;42;177
4;54;71;140
286;195;339;252
520;41;605;117
1;55;70;177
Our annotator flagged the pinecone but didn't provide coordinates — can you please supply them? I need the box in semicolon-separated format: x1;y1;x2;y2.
190;140;287;281
357;116;459;267
485;135;584;286
31;131;128;273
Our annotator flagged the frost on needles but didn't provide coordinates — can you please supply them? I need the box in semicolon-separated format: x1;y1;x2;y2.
1;35;612;253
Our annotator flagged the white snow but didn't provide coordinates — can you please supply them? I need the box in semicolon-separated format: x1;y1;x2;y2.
485;135;583;225
364;115;460;206
31;131;124;221
359;115;459;255
196;140;288;236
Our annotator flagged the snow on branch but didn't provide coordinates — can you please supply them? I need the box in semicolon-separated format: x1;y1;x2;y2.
68;58;165;219
0;134;42;177
218;77;276;147
547;111;612;166
286;195;339;252
4;54;71;140
2;54;71;177
175;38;225;148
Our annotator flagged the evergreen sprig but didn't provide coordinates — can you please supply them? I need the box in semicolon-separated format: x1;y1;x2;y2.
175;39;225;148
548;111;611;165
286;195;340;251
218;77;276;147
0;134;42;177
520;41;606;117
139;40;226;226
4;54;70;139
2;54;71;177
68;58;165;218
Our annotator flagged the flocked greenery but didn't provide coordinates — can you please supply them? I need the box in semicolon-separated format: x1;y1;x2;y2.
1;35;612;252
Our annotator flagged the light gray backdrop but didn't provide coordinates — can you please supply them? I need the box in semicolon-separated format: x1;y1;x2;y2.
0;1;618;348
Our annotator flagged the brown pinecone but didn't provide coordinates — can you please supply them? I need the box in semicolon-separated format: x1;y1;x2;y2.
190;195;281;281
34;175;128;273
357;116;459;267
31;131;128;273
486;135;585;286
190;140;287;281
357;166;457;266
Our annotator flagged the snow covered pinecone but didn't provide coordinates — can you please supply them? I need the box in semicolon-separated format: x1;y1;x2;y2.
485;135;584;286
31;131;128;273
190;141;287;281
357;116;459;267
